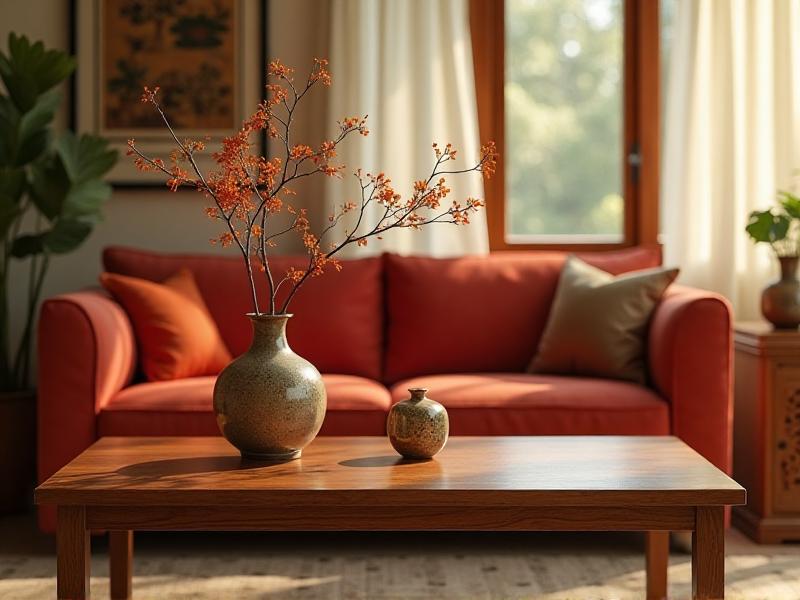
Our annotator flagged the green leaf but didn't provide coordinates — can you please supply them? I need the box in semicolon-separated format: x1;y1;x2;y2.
55;132;118;184
0;96;20;166
0;166;24;238
778;190;800;219
746;210;791;243
0;33;75;112
0;167;26;203
10;233;43;258
0;56;37;113
15;89;60;165
62;179;112;220
745;211;771;242
12;218;94;258
42;218;92;254
770;215;790;241
28;153;69;221
0;88;60;167
29;134;116;224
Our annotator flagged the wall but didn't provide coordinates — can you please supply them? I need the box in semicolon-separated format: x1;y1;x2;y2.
1;0;331;381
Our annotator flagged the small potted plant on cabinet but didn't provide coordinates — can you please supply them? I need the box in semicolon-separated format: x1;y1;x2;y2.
746;190;800;328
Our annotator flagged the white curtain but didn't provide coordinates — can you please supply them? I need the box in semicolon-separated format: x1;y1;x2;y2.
662;0;800;318
324;0;488;257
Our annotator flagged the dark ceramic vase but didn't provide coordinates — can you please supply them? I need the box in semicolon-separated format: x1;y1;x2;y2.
213;314;326;460
386;388;448;459
762;256;800;329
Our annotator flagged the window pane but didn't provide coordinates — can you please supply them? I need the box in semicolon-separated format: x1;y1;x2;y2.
505;0;624;240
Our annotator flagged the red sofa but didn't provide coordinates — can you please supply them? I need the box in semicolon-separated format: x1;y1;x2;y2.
37;245;733;531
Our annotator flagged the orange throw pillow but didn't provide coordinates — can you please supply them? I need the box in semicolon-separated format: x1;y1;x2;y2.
100;269;232;381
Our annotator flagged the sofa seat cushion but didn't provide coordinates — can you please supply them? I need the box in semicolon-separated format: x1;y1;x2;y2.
98;375;392;437
390;373;670;436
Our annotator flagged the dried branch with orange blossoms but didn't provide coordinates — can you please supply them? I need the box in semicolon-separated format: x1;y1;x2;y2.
127;59;498;315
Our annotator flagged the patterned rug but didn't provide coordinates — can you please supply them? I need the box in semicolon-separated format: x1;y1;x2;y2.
1;514;798;599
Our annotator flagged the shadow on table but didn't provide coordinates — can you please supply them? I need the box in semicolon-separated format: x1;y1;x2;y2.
338;455;429;468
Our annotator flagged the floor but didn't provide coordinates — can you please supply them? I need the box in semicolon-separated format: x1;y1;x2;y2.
1;512;799;599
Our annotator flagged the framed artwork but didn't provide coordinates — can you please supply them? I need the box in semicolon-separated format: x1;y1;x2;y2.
71;0;266;186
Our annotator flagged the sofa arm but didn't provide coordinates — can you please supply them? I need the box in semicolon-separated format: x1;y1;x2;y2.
648;285;733;474
37;290;136;529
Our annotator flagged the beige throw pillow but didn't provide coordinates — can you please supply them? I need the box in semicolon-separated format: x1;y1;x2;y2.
528;256;679;384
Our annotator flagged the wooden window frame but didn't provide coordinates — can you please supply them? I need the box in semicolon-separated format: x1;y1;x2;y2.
470;0;660;252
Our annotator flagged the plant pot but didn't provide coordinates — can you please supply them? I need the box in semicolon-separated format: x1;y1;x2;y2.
762;256;800;329
213;314;326;460
0;389;36;513
386;388;449;459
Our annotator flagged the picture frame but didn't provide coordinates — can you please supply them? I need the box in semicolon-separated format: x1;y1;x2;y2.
70;0;267;187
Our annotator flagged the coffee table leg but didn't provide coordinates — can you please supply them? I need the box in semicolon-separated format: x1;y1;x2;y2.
57;506;90;599
692;506;724;599
110;530;133;599
645;531;669;600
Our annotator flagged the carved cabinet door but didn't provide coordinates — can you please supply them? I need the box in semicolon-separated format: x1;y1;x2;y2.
773;364;800;514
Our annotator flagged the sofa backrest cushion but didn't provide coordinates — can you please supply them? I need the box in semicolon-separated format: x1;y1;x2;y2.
103;247;384;380
100;269;232;381
383;246;662;383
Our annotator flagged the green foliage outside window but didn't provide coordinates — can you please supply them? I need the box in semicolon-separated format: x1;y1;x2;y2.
506;0;623;237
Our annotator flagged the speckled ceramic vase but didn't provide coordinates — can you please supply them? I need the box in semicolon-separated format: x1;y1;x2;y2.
213;314;326;460
762;256;800;329
386;388;448;459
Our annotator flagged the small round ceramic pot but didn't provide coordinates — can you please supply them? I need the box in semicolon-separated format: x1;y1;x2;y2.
386;388;448;459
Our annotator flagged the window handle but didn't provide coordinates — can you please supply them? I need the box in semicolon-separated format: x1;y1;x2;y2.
628;143;642;184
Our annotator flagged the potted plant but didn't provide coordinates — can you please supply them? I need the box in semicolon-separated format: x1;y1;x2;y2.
129;59;497;459
0;34;117;510
746;190;800;328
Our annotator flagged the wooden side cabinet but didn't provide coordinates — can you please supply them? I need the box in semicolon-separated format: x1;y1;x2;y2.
733;321;800;543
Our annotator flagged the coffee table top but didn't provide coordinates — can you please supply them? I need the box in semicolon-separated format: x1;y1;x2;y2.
36;436;745;507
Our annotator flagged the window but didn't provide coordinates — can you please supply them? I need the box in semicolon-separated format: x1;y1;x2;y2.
471;0;661;251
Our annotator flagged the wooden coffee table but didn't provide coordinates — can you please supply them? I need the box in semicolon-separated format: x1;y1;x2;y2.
36;436;745;600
